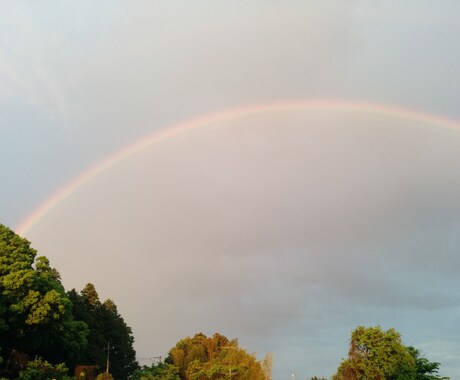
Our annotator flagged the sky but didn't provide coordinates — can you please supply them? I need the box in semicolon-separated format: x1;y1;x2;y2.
1;1;460;378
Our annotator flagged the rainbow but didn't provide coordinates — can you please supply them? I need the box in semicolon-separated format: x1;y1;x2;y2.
16;99;460;236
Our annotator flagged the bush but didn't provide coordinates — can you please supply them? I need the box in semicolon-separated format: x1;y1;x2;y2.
18;359;70;380
95;372;113;380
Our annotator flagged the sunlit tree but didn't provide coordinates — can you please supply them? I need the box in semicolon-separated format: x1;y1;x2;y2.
0;224;87;376
333;326;415;380
167;333;267;380
334;326;450;380
261;352;273;380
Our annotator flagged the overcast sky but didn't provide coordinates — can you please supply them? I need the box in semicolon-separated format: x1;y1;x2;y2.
2;2;460;379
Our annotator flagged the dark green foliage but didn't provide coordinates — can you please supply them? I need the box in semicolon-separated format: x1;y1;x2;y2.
101;299;138;379
406;346;448;380
67;288;106;369
131;362;180;380
68;284;138;379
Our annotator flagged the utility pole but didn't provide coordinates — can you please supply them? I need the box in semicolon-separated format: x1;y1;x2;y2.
106;341;112;374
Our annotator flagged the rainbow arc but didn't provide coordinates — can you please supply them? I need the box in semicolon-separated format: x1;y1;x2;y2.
16;99;460;236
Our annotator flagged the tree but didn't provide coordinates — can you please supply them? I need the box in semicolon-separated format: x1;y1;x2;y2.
67;288;106;370
260;353;273;380
17;358;70;380
0;225;138;379
68;284;138;379
0;224;88;376
101;298;138;379
95;373;113;380
333;326;450;380
81;283;101;307
167;333;267;380
406;347;449;380
333;326;416;380
131;362;180;380
0;225;68;335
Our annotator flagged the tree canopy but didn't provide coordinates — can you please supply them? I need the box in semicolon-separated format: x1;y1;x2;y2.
67;284;138;379
131;362;180;380
165;333;269;380
0;224;137;379
334;326;449;380
0;224;88;376
406;346;446;380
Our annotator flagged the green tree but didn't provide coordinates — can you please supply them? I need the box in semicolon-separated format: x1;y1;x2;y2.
68;284;138;379
0;224;88;376
406;347;449;380
333;326;416;380
0;226;67;335
101;298;138;379
68;288;106;369
131;362;180;380
17;358;70;380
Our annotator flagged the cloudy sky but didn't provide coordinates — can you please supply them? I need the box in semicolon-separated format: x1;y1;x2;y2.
2;1;460;378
